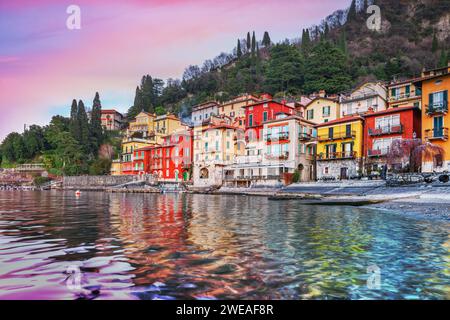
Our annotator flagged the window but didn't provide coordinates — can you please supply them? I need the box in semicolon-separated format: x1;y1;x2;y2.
375;115;400;129
215;155;219;160
324;167;329;174
226;141;230;149
323;106;331;117
405;85;410;97
263;112;268;122
307;109;314;120
205;142;208;151
216;130;219;136
328;127;334;139
249;114;253;127
345;124;352;137
429;91;448;108
433;116;444;137
215;141;219;151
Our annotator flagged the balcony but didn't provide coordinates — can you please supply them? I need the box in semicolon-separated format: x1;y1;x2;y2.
298;132;313;141
317;151;357;160
425;128;449;141
388;93;420;102
368;125;403;136
235;155;262;164
265;152;289;161
368;148;390;157
426;101;448;115
265;132;290;142
318;131;356;142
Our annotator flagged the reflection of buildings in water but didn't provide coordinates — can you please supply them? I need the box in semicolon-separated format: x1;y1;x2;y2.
110;194;188;286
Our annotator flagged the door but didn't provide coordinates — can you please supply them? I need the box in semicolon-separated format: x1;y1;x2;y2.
340;167;348;180
434;116;443;137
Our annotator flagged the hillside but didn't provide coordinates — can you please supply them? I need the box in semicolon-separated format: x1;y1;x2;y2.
126;0;449;121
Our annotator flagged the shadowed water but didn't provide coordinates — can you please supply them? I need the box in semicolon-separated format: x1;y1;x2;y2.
0;190;449;300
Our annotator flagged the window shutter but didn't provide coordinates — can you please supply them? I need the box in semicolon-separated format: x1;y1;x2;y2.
429;93;434;106
444;90;448;103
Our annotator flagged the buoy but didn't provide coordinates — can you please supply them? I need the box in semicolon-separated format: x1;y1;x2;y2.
75;190;81;197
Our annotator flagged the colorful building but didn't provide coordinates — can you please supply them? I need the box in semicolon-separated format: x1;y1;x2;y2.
340;82;387;117
192;119;243;187
304;94;340;124
191;101;220;126
218;94;260;120
134;128;193;181
363;106;422;173
414;63;450;172
100;109;124;131
387;79;422;109
316;116;364;180
223;114;316;187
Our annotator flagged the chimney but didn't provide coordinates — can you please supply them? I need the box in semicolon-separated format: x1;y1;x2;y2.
319;90;326;98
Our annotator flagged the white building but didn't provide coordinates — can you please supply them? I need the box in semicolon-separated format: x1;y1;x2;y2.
191;101;220;126
340;82;388;116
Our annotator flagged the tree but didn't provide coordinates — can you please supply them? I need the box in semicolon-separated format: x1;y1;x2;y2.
438;49;448;67
246;32;251;51
301;29;311;54
262;31;271;47
303;40;352;93
431;32;438;53
90;92;103;152
69;99;79;141
347;0;357;22
387;139;445;173
77;100;90;152
264;44;304;94
251;31;256;56
155;106;166;115
338;29;348;56
22;125;45;159
237;39;242;58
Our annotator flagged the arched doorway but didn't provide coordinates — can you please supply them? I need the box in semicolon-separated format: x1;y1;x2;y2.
200;168;209;179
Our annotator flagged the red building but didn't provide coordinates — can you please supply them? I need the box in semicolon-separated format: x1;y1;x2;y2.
132;129;193;181
242;94;296;138
363;106;422;172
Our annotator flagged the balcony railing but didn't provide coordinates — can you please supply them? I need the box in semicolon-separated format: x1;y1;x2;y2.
265;152;289;160
265;132;289;142
368;148;390;157
425;128;449;141
388;93;420;102
226;175;283;181
317;151;357;160
368;125;403;136
426;101;448;115
298;132;313;141
318;131;356;142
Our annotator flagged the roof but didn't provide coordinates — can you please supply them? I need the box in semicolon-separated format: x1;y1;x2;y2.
304;96;338;108
202;123;239;131
263;115;316;126
363;105;419;118
315;115;364;128
192;101;220;112
221;94;260;106
242;99;295;109
101;109;123;116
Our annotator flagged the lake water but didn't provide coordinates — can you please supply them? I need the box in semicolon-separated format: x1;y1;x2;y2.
0;191;449;300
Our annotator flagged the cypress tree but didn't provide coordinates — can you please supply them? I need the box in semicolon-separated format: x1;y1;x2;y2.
438;49;448;67
324;23;330;39
301;29;311;54
432;32;439;53
77;100;90;151
69;99;79;141
251;31;256;56
237;39;242;58
262;31;271;47
246;32;251;51
90;92;103;152
347;0;357;22
338;30;348;56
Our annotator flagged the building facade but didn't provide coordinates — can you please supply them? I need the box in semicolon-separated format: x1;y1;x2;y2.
316;116;364;180
100;109;124;131
387;79;422;109
363;106;422;173
415;63;450;172
304;96;340;124
340;82;388;117
191;101;220;126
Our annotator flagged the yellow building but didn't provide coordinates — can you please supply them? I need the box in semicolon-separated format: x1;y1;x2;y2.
414;63;450;172
128;111;157;142
387;79;422;109
315;116;364;180
154;114;184;144
304;96;340;124
218;94;260;119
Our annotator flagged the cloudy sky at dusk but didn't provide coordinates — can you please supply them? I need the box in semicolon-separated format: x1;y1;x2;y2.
0;0;351;141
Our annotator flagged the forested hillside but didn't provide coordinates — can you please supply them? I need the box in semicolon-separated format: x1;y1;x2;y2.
126;0;450;120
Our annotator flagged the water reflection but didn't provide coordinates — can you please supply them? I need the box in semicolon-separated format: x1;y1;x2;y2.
0;191;449;300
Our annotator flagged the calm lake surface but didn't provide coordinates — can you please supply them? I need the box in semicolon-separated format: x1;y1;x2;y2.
0;190;449;300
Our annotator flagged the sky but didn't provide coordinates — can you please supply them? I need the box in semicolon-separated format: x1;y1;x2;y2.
0;0;351;141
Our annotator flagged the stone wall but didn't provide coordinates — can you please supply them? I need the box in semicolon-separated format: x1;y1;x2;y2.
63;175;142;189
316;159;362;180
